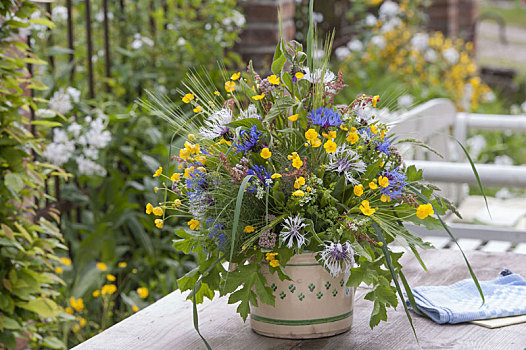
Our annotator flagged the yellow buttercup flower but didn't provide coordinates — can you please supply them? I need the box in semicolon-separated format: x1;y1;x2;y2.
347;132;359;144
322;131;337;139
96;262;107;271
231;72;241;80
154;187;158;193
70;297;84;312
295;72;304;79
137;287;149;299
265;252;278;261
224;80;236;93
132;305;139;312
269;259;280;268
182;93;195;104
55;266;63;274
370;125;378;135
145;203;153;214
271;173;282;179
155;219;163;228
381;194;391;202
294;176;306;189
310;138;322;148
252;93;265;100
60;257;72;266
369;181;378;190
153;166;162;177
193;106;203;113
213;90;220;96
152;207;163;216
171;173;181;182
106;274;116;282
118;262;127;268
381;130;387;140
101;284;117;295
292;190;305;197
187;219;200;230
184;166;196;178
179;148;190;160
188;133;196;141
378;176;390;188
360;200;376;216
243;225;255;233
305;128;318;141
372;95;380;107
416;203;434;219
288;114;299;122
92;290;101;298
324;139;337;153
79;317;87;327
260;148;272;159
354;184;363;197
65;307;74;315
174;199;182;207
268;75;280;85
292;155;303;169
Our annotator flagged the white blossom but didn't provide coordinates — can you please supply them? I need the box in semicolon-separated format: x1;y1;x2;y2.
443;47;459;65
52;6;68;21
199;108;233;139
76;155;107;176
370;35;386;50
222;10;245;29
466;135;486;159
379;1;400;20
411;33;429;52
319;241;354;278
365;14;377;27
280;215;307;249
36;109;56;118
49;90;73;115
335;46;351;61
347;39;363;52
398;94;414;109
239;104;260;120
326;145;366;185
424;49;438;62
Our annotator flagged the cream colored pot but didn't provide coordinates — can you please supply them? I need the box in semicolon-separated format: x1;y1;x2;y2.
250;252;355;339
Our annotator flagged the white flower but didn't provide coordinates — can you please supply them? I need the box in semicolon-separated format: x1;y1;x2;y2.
302;67;336;89
43;141;74;166
483;91;496;103
347;39;363;52
52;6;68;21
49;90;73;115
66;87;81;103
411;33;429;52
76;155;107;176
365;14;377;27
495;188;513;199
35;109;56;118
380;17;402;33
199;108;233;139
131;38;143;50
467;135;487;159
177;37;187;46
222;9;245;29
442;47;459;65
335;47;351;61
398;94;414;109
94;11;113;22
379;1;400;20
280;215;307;249
326;145;366;185
67;122;82;137
319;241;354;278
83;146;99;160
370;35;386;50
424;49;437;62
84;117;111;149
354;106;375;122
494;155;513;166
313;12;324;24
239;104;260;120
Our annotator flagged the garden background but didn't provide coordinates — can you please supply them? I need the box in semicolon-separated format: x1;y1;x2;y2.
1;0;525;348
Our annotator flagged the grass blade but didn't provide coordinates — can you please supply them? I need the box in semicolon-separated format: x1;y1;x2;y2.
399;270;424;317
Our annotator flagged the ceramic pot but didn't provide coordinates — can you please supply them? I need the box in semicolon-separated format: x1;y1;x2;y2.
250;252;355;339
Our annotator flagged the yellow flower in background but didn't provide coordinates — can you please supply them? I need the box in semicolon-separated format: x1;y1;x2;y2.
260;148;272;159
101;284;117;295
347;132;359;144
152;207;163;216
244;225;255;233
310;138;322;148
372;95;380;107
305;128;318;141
354;184;363;197
193;106;203;113
187;219;200;230
132;305;139;312
224;80;236;92
271;173;282;179
70;297;84;312
55;266;63;274
213;91;220;96
184;166;196;178
369;181;378;190
118;261;127;268
171;173;181;182
145;203;153;214
268;75;280;85
324;139;337;153
60;257;72;266
252;93;265;100
106;274;116;282
295;72;304;79
137;287;149;299
269;259;280;268
322;131;336;140
65;307;74;315
174;199;182;207
154;187;158;193
92;290;101;298
179;148;190;160
292;156;303;169
370;125;378;135
96;262;107;271
416;203;434;219
381;130;387;140
188;133;196;141
292;190;305;197
378;176;390;188
79;317;87;327
73;325;80;333
182;93;194;104
153;166;162;177
231;72;241;80
360;200;376;216
294;176;306;189
288;114;298;122
265;252;278;261
155;219;163;229
381;194;391;202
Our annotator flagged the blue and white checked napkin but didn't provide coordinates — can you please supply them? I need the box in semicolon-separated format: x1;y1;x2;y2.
407;270;526;324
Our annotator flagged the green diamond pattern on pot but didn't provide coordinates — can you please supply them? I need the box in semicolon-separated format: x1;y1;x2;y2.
308;283;315;292
279;291;286;299
316;291;323;299
325;281;331;290
298;293;305;301
340;279;344;287
270;283;277;292
288;284;296;293
332;289;338;297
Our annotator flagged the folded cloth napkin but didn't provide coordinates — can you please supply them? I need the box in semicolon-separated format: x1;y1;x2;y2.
407;270;526;324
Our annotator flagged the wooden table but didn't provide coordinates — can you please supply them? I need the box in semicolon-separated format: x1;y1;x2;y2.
73;250;526;350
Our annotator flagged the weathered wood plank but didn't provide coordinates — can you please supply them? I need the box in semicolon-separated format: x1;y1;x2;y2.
73;250;526;350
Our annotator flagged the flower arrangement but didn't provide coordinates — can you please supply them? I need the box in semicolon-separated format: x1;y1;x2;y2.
143;12;481;344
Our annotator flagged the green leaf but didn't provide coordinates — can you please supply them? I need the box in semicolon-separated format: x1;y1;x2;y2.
16;298;61;318
271;54;286;75
265;96;296;122
1;315;20;330
41;336;64;349
406;165;423;182
5;173;24;193
30;120;62;128
28;18;55;29
226;118;264;132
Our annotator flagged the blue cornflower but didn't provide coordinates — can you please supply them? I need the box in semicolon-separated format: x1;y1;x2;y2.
307;107;343;128
380;167;407;199
207;217;227;250
246;165;272;193
185;168;207;200
233;125;261;154
374;138;391;155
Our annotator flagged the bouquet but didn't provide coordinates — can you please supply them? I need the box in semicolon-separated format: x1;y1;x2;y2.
142;23;482;345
